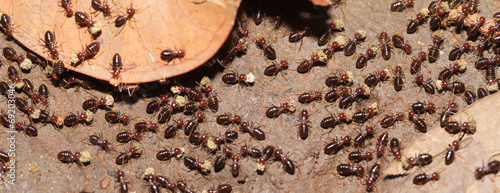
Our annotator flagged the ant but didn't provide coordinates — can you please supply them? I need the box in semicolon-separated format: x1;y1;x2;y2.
240;144;262;158
337;163;364;177
184;112;204;136
3;47;25;65
57;151;82;166
14;122;38;136
257;145;275;172
364;69;389;87
239;122;265;140
255;35;276;60
266;102;294;118
71;41;100;66
41;31;59;59
378;32;392;60
380;112;405;128
0;13;15;36
390;0;413;12
325;87;349;103
439;102;458;127
411;102;436;114
392;34;411;55
156;147;183;161
354;126;375;146
324;135;351;155
410;51;426;74
444;120;476;134
116;131;141;143
59;0;74;17
222;72;255;85
408;111;428;132
438;62;466;81
339;86;368;109
348;151;373;162
402;153;433;170
164;119;183;138
82;95;113;111
116;147;141;165
298;91;322;103
366;163;381;192
436;80;466;94
264;60;288;76
161;49;185;62
344;31;366;56
389;138;401;160
109;53;137;86
414;75;435;94
407;13;426;34
91;0;112;17
74;11;101;35
444;140;461;165
413;172;439;185
64;112;92;127
214;147;232;172
216;114;241;125
188;131;208;145
356;48;376;68
320;112;347;128
467;16;485;37
352;104;378;123
475;160;500;180
428;37;442;63
134;121;159;133
38;84;49;106
298;109;310;139
449;42;471;61
463;90;477;105
273;149;296;175
183;156;211;173
289;26;311;43
157;102;179;123
105;111;129;125
89;134;111;151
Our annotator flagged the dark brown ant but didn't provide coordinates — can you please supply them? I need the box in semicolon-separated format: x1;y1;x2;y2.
449;42;471;61
115;4;137;27
266;102;293;118
22;79;39;102
403;153;433;170
410;51;427;74
82;96;112;111
379;32;392;60
429;8;446;30
352;105;377;123
354;126;375;146
91;0;112;16
444;140;460;165
344;31;366;56
38;112;63;128
318;29;331;46
408;111;427;132
134;121;158;133
428;37;442;63
7;66;21;84
184;156;210;173
116;131;141;143
366;163;381;192
59;0;74;17
15;122;38;136
184;112;204;135
414;75;435;94
413;172;439;185
411;102;435;114
89;134;111;151
3;47;24;64
214;147;232;172
407;13;425;34
14;97;34;115
440;102;458;127
75;11;95;28
41;31;60;59
298;91;322;103
189;131;208;145
337;163;364;177
64;112;90;127
486;65;496;87
0;13;14;35
26;52;46;67
184;100;207;114
73;42;100;66
60;76;95;89
273;149;295;174
116;147;140;165
158;102;179;123
390;0;413;12
322;41;342;59
164;119;183;138
289;26;311;42
467;17;485;37
253;8;263;25
57;151;82;166
205;86;219;112
475;56;500;70
444;120;476;134
105;111;129;124
155;175;176;191
177;181;194;193
52;61;66;80
240;144;262;158
475;160;500;180
177;85;203;102
109;53;136;86
438;62;466;80
339;86;367;109
264;60;288;76
380;112;405;128
38;84;48;106
156;147;182;161
477;27;497;56
392;65;404;91
348;151;373;162
392;34;411;55
212;130;238;145
463;90;477;105
389;138;402;160
216;114;241;125
273;15;283;28
320;112;347;129
437;80;466;94
477;88;488;99
297;56;319;73
239;122;265;140
298;109;310;139
115;169;130;192
235;17;248;37
161;49;185;62
324;135;351;155
365;70;389;87
222;72;255;85
255;36;276;60
231;155;240;177
325;87;349;102
356;48;376;68
143;174;160;193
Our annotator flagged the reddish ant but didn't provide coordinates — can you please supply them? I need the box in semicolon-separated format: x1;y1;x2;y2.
344;31;366;56
116;131;141;143
436;80;466;94
265;102;294;118
264;60;288;76
255;35;276;60
134;121;158;133
356;48;376;68
414;75;435;94
339;86;368;109
161;49;185;62
164;119;183;138
475;160;500;180
91;0;112;17
411;102;435;114
0;13;16;36
392;34;411;55
89;134;111;151
222;72;255;85
109;53;137;86
376;132;389;157
378;32;392;60
380;112;405;128
105;111;129;125
449;42;471;61
439;102;458;127
184;112;204;136
352;104;378;123
214;147;232;172
64;111;92;127
59;0;74;17
325;87;349;103
289;26;311;43
15;122;38;136
116;147;141;165
467;17;485;37
183;156;211;173
188;131;208;145
156;147;183;161
324;135;351;155
298;109;310;139
428;37;442;63
354;126;375;146
240;144;262;158
273;149;296;175
413;172;439;185
74;12;101;35
402;153;433;170
348;151;373;162
57;151;83;166
366;163;381;192
337;163;364;177
364;69;389;87
390;0;413;12
410;51;426;74
298;91;322;103
407;13;425;34
444;120;476;134
438;62;466;81
408;111;428;132
320;112;347;128
71;42;100;66
239;122;265;140
157;102;179;123
82;95;113;111
41;31;59;59
216;114;241;125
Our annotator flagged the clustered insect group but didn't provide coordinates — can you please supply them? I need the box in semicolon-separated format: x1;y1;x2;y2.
0;0;500;192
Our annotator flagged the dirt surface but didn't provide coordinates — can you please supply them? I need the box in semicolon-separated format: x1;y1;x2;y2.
0;0;499;192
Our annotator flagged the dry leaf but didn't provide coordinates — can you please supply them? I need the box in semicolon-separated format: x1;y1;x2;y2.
383;93;500;192
3;0;241;84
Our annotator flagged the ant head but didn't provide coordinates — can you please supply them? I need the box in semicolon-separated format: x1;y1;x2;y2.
196;112;204;120
441;80;449;88
51;115;58;123
396;112;405;120
204;86;212;93
415;75;423;82
258;157;266;164
199;100;207;107
280;60;288;67
79;113;88;121
329;23;336;30
177;49;185;57
315;91;322;98
416;13;424;20
449;102;458;109
431;172;439;180
356;87;365;95
77;53;85;60
238;74;247;81
463;42;471;50
0;164;6;171
176;119;184;126
117;169;124;176
273;149;282;158
462;122;470;129
312;54;320;62
377;146;384;155
121;115;129;122
343;135;351;143
354;33;363;40
404;44;412;54
357;167;365;176
258;37;266;45
233;155;239;161
201;134;208;142
31;94;39;101
130;147;137;154
282;103;290;110
366;152;373;159
408;157;415;164
171;102;179;109
408;111;415;118
99;98;107;105
146;174;154;181
332;41;339;49
380;32;388;39
419;51;426;59
366;127;374;134
379;70;387;78
151;123;158;130
452;63;461;71
300;109;308;117
133;132;141;139
6;29;12;35
366;180;374;191
433;37;441;45
427;103;436;111
452;140;459;148
224;147;233;155
240;122;248;128
41;98;48;105
74;152;81;159
338;113;346;120
367;48;374;56
15;122;22;129
242;30;249;37
174;148;182;155
367;108;375;115
479;17;485;23
394;151;401;159
461;6;469;14
13;77;20;83
127;8;136;15
101;140;109;147
437;8;445;16
66;8;73;16
489;26;496;34
234;115;242;123
407;0;414;6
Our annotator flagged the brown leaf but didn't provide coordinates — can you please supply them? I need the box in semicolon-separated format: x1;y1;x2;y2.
4;0;241;84
383;93;500;192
